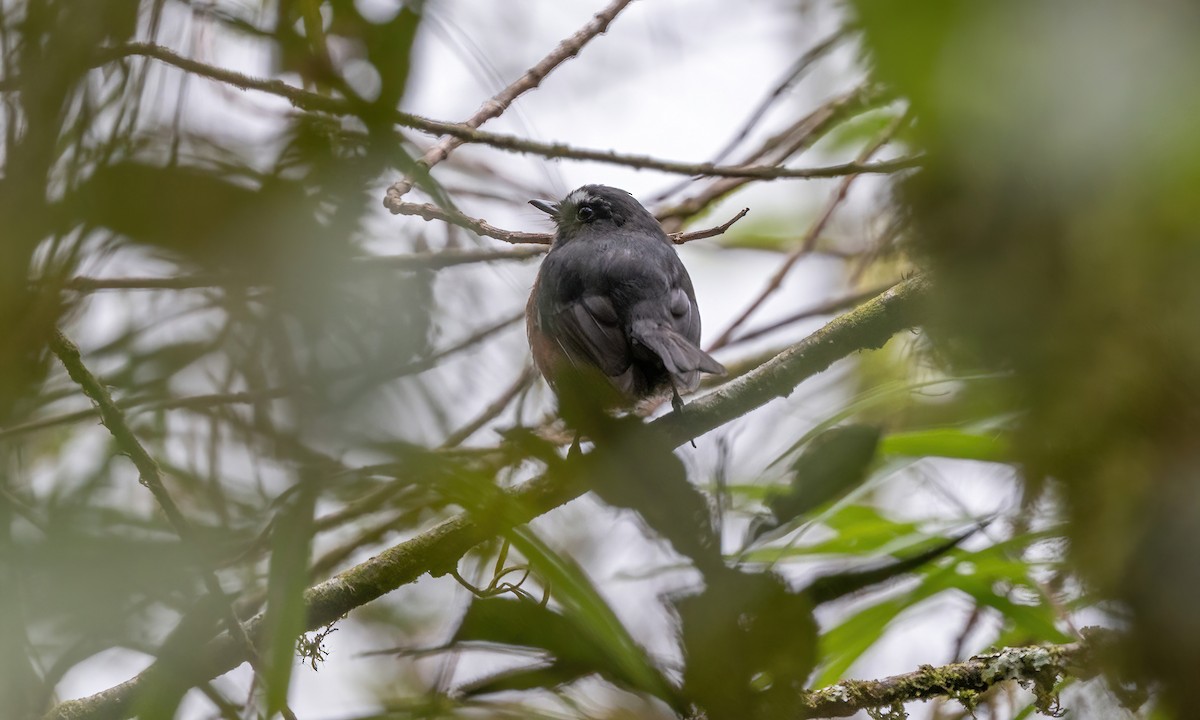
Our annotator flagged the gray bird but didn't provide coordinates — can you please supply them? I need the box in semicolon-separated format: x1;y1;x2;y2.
527;185;725;412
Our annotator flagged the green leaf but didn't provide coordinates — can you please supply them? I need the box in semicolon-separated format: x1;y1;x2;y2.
263;482;315;717
928;541;1072;644
677;568;817;720
505;526;679;708
815;108;908;154
879;428;1013;463
768;373;1004;471
808;523;983;605
460;662;588;697
740;504;926;563
453;596;616;687
814;585;937;686
753;425;881;542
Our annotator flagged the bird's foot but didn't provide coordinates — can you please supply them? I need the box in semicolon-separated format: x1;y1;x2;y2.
671;387;697;448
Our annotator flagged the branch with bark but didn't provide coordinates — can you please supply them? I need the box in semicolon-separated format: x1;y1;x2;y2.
44;277;929;720
803;629;1118;718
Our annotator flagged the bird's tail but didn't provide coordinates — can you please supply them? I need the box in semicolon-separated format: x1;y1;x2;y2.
631;322;726;392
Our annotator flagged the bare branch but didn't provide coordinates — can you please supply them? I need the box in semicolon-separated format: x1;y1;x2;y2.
389;200;553;244
707;113;910;351
392;199;749;247
377;130;917;183
383;0;639;205
728;280;899;345
100;43;920;184
657;86;885;233
49;330;200;538
672;208;750;244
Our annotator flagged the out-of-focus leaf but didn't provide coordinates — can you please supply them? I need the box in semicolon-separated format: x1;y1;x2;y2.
768;374;1003;470
263;482;315;716
133;595;229;720
879;428;1012;463
807;523;983;604
752;425;880;542
815;108;908;154
69;162;319;271
453;597;624;696
927;542;1072;644
815;528;1070;686
741;504;925;563
506;526;679;708
578;415;720;572
814;584;939;687
676;568;817;720
459;662;584;697
454;597;599;668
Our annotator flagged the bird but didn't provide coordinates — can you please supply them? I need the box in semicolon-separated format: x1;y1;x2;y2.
526;185;725;417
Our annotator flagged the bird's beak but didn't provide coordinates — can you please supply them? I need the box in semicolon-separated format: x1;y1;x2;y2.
529;199;559;217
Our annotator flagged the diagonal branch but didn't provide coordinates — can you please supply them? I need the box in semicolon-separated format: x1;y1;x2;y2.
707;112;910;351
43;277;929;720
657;85;883;233
49;331;198;539
47;330;278;714
384;0;638;206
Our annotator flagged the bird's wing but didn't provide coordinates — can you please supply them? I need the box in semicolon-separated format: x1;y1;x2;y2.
547;293;632;379
667;282;702;346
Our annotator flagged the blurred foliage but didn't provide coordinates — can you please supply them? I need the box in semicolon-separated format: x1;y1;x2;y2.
0;0;1165;718
851;0;1200;713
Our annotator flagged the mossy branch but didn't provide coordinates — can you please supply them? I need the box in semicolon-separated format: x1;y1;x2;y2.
803;629;1118;718
44;278;929;720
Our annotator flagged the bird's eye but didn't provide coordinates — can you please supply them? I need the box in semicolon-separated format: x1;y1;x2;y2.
576;205;595;222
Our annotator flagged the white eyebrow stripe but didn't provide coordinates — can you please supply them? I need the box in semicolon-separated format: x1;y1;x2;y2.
565;189;594;206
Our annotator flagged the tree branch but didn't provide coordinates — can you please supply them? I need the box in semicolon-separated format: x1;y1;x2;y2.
43;277;929;720
654;277;927;447
707;113;909;350
59;248;549;291
390;199;749;246
100;42;921;183
384;0;639;205
803;630;1116;718
657;85;883;232
47;331;275;714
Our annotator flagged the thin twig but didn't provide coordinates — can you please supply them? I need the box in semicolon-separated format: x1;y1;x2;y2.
384;0;639;205
707;113;910;351
707;28;853;168
727;280;899;345
0;388;293;442
389;200;552;244
657;86;883;233
100;42;921;183
392;200;749;246
58;248;548;291
672;208;750;244
48;330;269;689
441;366;537;448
